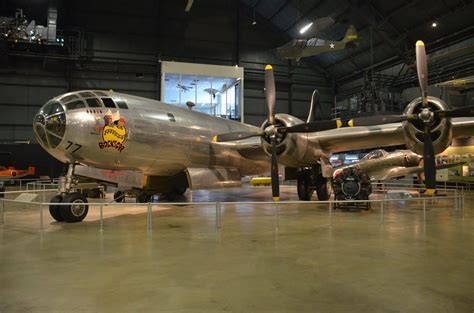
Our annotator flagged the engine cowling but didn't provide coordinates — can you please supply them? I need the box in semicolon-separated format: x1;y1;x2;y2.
260;114;321;168
403;96;452;155
332;167;372;200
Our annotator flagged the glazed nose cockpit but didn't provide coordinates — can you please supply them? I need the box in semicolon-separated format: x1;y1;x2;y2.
34;100;66;150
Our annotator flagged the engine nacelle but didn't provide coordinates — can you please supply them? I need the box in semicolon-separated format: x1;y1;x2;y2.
260;114;321;168
403;96;452;156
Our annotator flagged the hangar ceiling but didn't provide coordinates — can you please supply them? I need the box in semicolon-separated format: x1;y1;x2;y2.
240;0;474;84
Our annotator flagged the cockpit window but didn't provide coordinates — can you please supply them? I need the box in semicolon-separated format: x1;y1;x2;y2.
361;149;388;161
79;91;95;98
60;94;79;103
102;98;116;108
34;100;66;149
115;100;128;109
66;100;86;110
39;101;64;116
86;98;102;107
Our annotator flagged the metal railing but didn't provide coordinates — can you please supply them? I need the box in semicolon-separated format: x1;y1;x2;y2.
0;186;466;234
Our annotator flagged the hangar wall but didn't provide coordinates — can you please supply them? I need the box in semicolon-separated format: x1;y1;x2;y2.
0;0;333;142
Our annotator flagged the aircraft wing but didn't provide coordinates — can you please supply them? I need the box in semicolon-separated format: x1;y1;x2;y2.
313;118;474;154
313;122;405;154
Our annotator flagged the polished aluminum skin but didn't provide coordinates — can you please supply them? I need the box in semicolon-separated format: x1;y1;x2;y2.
33;90;474;184
334;149;423;181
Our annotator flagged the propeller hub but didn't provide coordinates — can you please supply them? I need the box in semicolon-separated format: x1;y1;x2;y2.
419;108;434;123
264;124;278;137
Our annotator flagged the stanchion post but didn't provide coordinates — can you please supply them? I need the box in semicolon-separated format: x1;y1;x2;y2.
147;202;152;231
380;199;384;224
329;202;332;227
422;198;426;223
218;202;221;229
42;184;46;203
39;203;44;232
215;202;220;229
99;204;103;232
1;199;4;225
455;189;458;210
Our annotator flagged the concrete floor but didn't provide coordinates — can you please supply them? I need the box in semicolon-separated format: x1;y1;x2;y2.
0;185;473;312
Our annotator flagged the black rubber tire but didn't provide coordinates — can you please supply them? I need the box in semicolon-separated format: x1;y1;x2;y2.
173;186;187;196
316;178;330;201
136;191;150;203
0;186;5;198
114;190;125;202
87;188;102;199
297;176;313;201
60;193;89;223
49;194;64;222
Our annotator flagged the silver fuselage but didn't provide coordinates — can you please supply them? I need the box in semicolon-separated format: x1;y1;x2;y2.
33;91;269;177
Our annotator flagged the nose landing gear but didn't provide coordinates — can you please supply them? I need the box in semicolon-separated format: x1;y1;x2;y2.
48;164;90;223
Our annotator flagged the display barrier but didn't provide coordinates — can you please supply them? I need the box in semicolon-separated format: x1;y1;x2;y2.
0;185;466;235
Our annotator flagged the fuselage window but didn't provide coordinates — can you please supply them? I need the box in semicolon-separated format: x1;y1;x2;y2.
66;100;86;110
167;113;176;122
86;98;102;108
115;100;128;109
102;98;116;108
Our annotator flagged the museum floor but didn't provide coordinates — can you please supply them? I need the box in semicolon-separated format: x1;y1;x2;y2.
0;185;473;312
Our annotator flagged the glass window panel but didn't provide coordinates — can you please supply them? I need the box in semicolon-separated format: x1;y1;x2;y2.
60;94;78;103
79;91;95;98
180;74;196;109
66;100;86;110
196;75;213;115
115;100;128;109
102;98;116;108
86;98;102;107
164;73;180;104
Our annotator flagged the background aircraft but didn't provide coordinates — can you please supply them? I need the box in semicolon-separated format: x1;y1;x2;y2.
33;41;474;222
330;149;464;201
275;25;358;61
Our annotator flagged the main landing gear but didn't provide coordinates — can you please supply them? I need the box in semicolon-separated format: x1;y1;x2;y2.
49;164;89;223
296;166;330;201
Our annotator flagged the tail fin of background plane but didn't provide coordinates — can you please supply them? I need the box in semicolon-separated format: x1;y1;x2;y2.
343;25;358;43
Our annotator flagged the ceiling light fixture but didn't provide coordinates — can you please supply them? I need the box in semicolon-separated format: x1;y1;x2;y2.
431;22;438;28
299;22;313;34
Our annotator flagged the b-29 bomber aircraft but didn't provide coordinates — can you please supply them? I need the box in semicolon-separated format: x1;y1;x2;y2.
33;41;474;222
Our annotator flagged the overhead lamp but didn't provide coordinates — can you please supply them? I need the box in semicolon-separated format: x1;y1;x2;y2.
252;20;257;26
299;22;313;34
431;22;438;28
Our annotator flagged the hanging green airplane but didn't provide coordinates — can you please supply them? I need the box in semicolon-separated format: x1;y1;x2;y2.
275;25;358;61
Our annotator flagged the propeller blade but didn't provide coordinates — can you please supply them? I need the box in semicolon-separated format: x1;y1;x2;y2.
348;115;408;127
278;114;413;134
265;65;276;125
416;40;429;106
270;136;280;201
213;131;262;142
422;124;437;194
278;119;343;134
435;105;474;118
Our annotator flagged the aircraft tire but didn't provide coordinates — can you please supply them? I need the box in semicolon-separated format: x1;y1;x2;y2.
136;191;150;203
114;190;125;202
60;193;89;223
316;177;330;201
297;176;313;201
49;194;64;222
